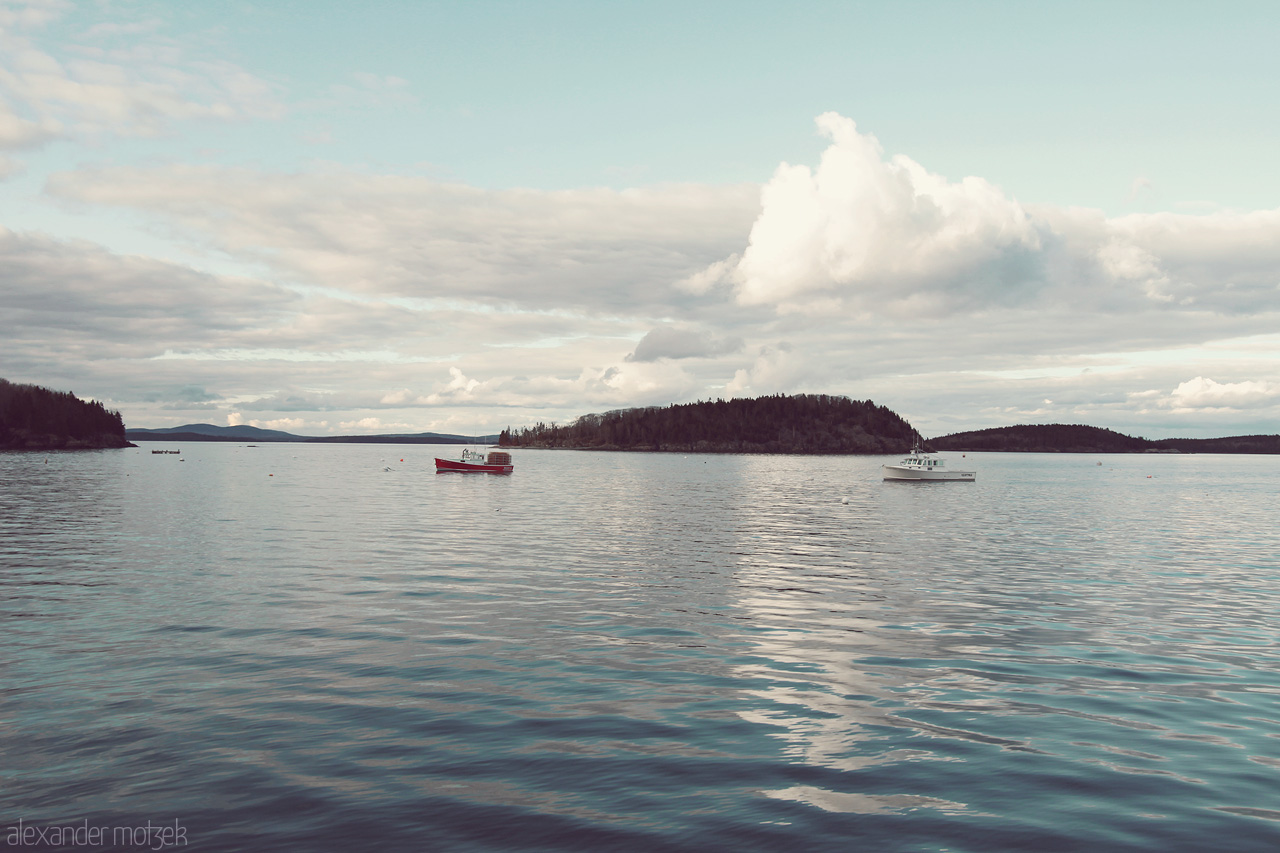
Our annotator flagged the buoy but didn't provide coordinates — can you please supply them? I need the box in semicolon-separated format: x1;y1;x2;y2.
841;497;849;504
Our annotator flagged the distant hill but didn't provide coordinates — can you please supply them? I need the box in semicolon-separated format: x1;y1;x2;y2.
306;432;499;444
931;424;1156;453
125;423;497;444
114;416;1280;455
931;424;1280;454
1154;435;1280;454
499;394;919;454
126;423;302;441
1;378;132;450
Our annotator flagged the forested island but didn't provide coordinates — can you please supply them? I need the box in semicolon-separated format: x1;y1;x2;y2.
499;400;1278;455
499;394;918;454
0;379;132;450
931;424;1280;454
22;380;1271;456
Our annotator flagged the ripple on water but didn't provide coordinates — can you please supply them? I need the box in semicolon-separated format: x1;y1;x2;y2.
2;447;1279;851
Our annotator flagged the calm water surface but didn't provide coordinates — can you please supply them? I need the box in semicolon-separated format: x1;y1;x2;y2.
2;445;1279;851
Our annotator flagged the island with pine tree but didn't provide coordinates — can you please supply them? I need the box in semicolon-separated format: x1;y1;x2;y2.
499;396;1278;455
499;394;921;454
0;379;133;450
930;424;1280;454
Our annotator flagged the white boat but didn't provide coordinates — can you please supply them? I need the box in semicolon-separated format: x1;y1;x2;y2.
882;446;975;482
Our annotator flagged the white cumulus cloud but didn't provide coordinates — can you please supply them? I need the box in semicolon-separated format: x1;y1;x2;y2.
1165;376;1280;411
732;112;1042;315
719;113;1280;327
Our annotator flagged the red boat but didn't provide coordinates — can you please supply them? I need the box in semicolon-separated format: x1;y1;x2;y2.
434;448;513;474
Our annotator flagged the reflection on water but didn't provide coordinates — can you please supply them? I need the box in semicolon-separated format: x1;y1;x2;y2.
720;452;1280;846
2;446;1279;850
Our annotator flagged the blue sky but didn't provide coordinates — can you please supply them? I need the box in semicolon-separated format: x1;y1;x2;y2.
3;0;1279;438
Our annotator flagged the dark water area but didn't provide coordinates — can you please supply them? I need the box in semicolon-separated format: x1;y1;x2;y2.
2;445;1279;851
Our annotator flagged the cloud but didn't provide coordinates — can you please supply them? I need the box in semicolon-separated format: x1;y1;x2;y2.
0;1;72;30
236;391;343;413
229;411;321;431
719;113;1280;326
0;153;22;180
0;214;718;430
625;325;742;362
1127;176;1153;203
0;3;282;151
145;385;222;404
1101;209;1280;312
379;388;422;406
488;364;690;408
324;72;417;110
0;227;300;359
724;343;808;399
338;416;387;432
419;366;483;404
47;165;760;315
731;112;1042;316
1094;238;1170;301
0;100;61;149
676;255;738;295
79;19;165;40
159;400;218;411
1164;376;1280;411
363;360;701;416
254;417;306;431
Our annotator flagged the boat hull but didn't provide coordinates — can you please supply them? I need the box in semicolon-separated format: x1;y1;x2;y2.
882;465;975;482
435;457;513;474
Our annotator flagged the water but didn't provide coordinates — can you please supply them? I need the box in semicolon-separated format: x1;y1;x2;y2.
2;444;1279;851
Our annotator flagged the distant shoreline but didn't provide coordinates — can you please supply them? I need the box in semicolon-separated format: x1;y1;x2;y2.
126;433;480;445
1;436;136;451
119;437;1280;455
123;413;1280;455
929;425;1280;455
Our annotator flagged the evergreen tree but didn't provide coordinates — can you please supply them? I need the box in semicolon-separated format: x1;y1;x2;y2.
0;378;130;450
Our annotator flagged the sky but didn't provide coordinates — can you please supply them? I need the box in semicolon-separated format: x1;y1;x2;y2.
2;0;1279;440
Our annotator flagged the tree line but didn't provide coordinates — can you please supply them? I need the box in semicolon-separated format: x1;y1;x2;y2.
930;424;1280;453
0;378;130;449
930;424;1155;453
499;394;919;454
